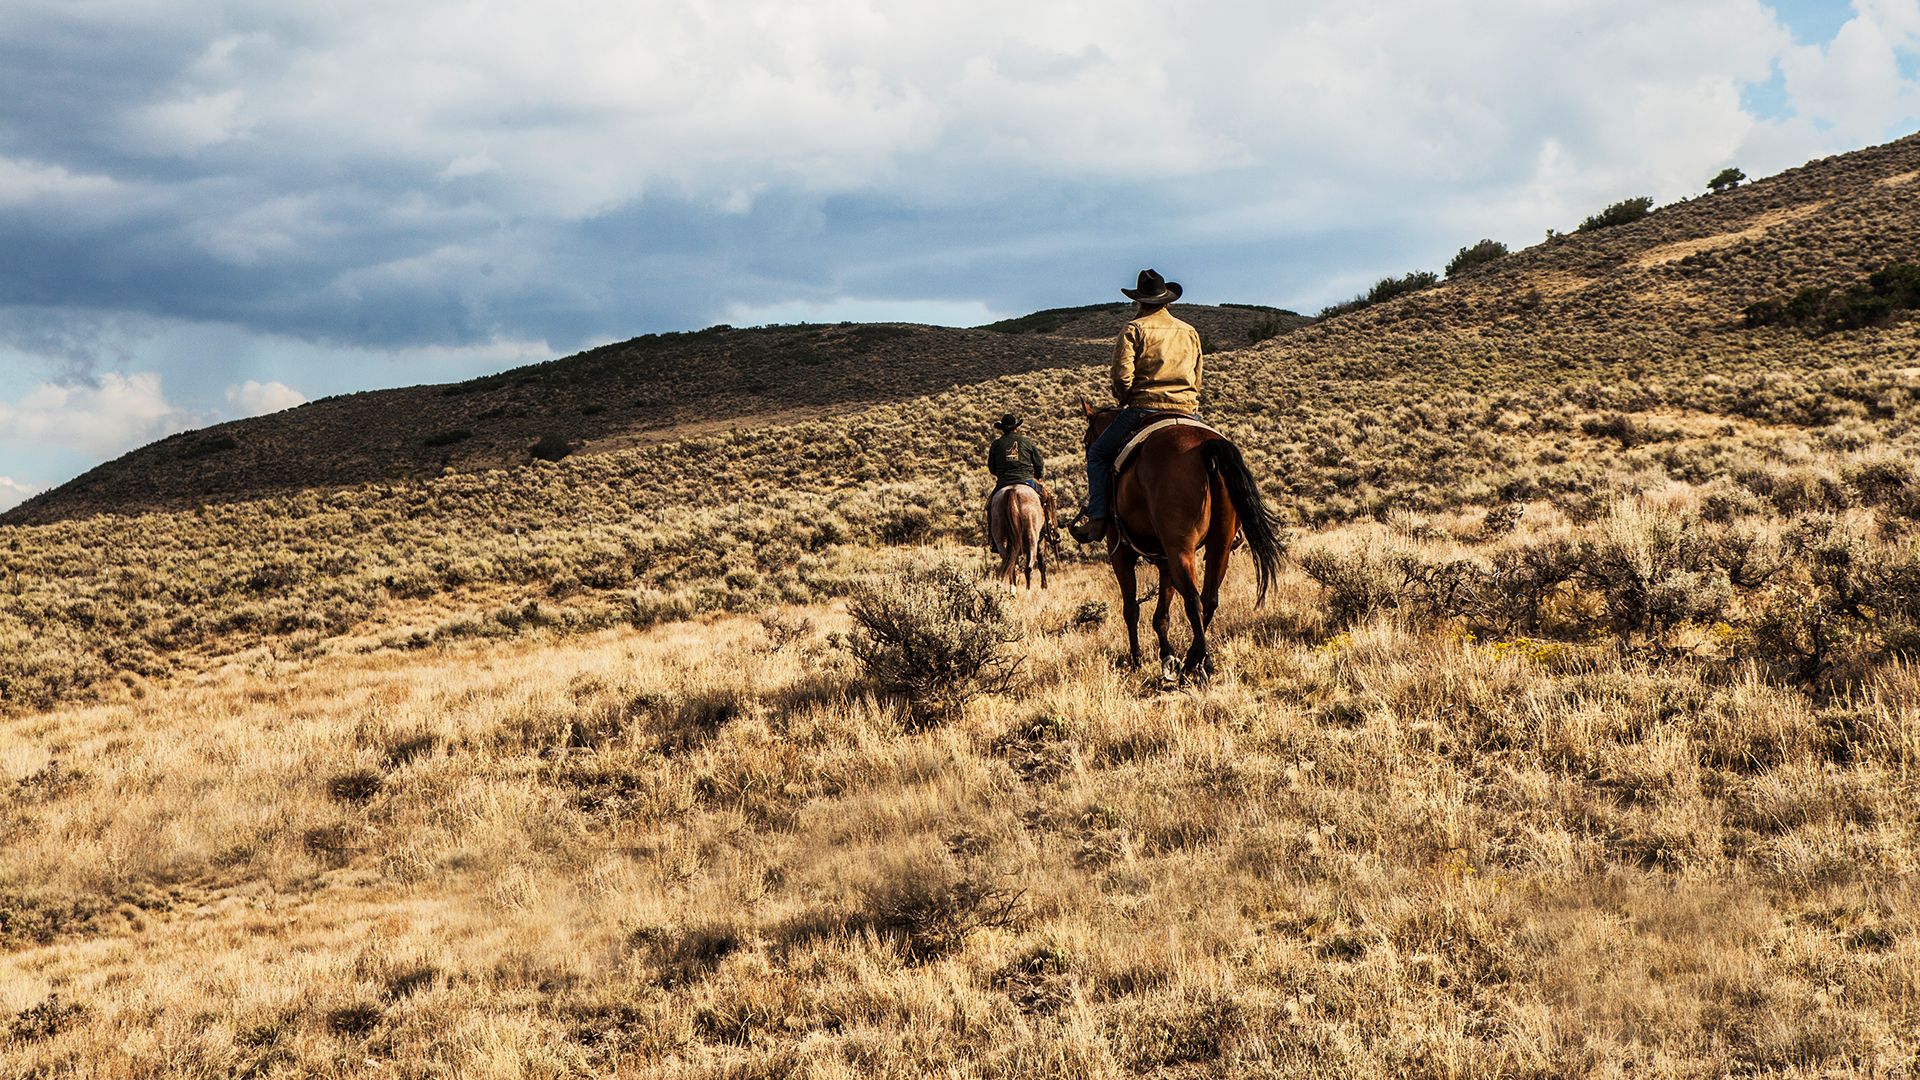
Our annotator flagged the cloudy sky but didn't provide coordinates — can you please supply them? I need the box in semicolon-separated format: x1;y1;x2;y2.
2;0;1918;509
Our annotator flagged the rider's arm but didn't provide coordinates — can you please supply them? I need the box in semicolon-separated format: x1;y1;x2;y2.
1192;327;1204;396
1027;438;1044;479
988;437;1007;476
1111;325;1137;405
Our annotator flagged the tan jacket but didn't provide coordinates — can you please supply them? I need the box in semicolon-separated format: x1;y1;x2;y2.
1112;306;1202;413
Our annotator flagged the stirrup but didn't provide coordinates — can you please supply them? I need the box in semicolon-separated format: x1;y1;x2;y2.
1067;514;1108;543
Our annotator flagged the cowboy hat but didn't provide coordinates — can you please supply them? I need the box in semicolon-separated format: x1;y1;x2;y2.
1121;268;1182;305
996;413;1021;431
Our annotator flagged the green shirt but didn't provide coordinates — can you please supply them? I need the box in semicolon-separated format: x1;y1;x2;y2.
988;432;1043;486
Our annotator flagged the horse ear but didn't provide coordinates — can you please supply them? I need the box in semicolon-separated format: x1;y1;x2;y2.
1080;398;1093;418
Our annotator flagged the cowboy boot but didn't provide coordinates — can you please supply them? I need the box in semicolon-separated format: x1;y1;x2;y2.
1067;511;1108;543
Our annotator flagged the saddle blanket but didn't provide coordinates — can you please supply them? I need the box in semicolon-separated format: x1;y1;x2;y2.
1114;415;1221;474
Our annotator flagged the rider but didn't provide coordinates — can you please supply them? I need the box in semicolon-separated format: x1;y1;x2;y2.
986;413;1056;552
1067;268;1203;542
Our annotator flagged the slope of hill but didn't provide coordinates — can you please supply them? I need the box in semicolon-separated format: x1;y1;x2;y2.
5;135;1920;1077
1;305;1299;526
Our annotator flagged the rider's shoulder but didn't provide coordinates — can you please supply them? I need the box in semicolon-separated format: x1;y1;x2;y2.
1127;307;1192;331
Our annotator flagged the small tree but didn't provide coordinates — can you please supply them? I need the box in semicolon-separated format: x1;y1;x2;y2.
530;433;573;461
1577;196;1654;232
1708;167;1746;193
1445;239;1509;278
846;561;1021;725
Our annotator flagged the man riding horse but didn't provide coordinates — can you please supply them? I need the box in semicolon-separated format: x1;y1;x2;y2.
1064;269;1282;681
985;412;1057;551
1067;268;1202;543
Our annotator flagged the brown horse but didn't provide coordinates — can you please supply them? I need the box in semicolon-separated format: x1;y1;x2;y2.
1082;402;1282;682
988;484;1050;592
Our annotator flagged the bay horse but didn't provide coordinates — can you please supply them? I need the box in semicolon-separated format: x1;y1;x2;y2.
988;484;1050;592
1082;402;1283;682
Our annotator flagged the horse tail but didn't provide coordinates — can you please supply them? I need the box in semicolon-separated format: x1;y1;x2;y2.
1203;439;1283;607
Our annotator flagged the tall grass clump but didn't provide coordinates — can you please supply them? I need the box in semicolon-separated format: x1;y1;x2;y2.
844;560;1021;725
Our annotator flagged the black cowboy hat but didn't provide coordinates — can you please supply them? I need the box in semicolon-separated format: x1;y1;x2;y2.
1122;268;1182;305
996;413;1021;431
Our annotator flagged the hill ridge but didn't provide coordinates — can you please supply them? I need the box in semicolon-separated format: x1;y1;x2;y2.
2;305;1305;526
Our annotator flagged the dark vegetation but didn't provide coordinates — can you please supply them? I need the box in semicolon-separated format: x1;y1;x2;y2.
1709;167;1747;192
1742;261;1920;333
1318;270;1441;318
1445;239;1508;278
1578;196;1655;232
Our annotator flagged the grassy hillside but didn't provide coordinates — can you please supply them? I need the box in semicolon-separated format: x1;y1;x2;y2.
1;306;1299;526
4;135;1920;1075
4;556;1917;1077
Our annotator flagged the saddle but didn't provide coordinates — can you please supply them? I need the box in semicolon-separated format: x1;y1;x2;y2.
1114;414;1220;476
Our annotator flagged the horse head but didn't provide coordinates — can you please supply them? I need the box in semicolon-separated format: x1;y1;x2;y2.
1079;398;1120;448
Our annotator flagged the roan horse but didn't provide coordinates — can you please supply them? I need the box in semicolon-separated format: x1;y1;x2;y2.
1082;402;1283;682
988;484;1051;592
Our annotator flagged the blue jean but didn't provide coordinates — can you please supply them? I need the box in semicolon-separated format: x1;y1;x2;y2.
1083;407;1156;519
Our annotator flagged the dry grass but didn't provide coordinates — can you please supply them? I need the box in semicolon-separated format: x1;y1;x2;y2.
4;535;1920;1077
1632;202;1828;268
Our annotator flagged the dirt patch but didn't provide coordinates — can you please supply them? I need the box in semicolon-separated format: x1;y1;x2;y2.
1876;171;1917;188
1634;202;1828;268
1524;271;1596;298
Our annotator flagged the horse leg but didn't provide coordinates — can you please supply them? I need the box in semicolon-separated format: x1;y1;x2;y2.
1036;523;1049;589
1022;514;1039;590
1167;551;1211;680
1152;567;1179;685
1199;511;1234;672
998;520;1018;593
1111;549;1142;669
1019;517;1034;590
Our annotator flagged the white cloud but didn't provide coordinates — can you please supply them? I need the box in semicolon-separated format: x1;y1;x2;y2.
225;379;306;416
124;88;248;156
1777;0;1920;145
66;0;1863;221
0;155;120;207
0;372;197;461
0;475;39;514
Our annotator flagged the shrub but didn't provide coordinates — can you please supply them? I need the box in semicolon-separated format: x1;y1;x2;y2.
1743;262;1920;333
857;847;1021;961
877;505;933;545
1297;544;1408;626
175;434;239;460
1577;502;1730;642
1247;313;1290;343
1747;518;1920;684
1317;271;1440;319
1708;167;1746;193
1445;239;1508;278
1578;196;1654;232
530;433;573;461
423;428;472;447
845;561;1020;724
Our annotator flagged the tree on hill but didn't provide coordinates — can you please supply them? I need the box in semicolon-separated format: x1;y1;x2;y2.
1577;196;1654;232
1446;239;1508;278
1708;167;1746;193
1317;270;1440;319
